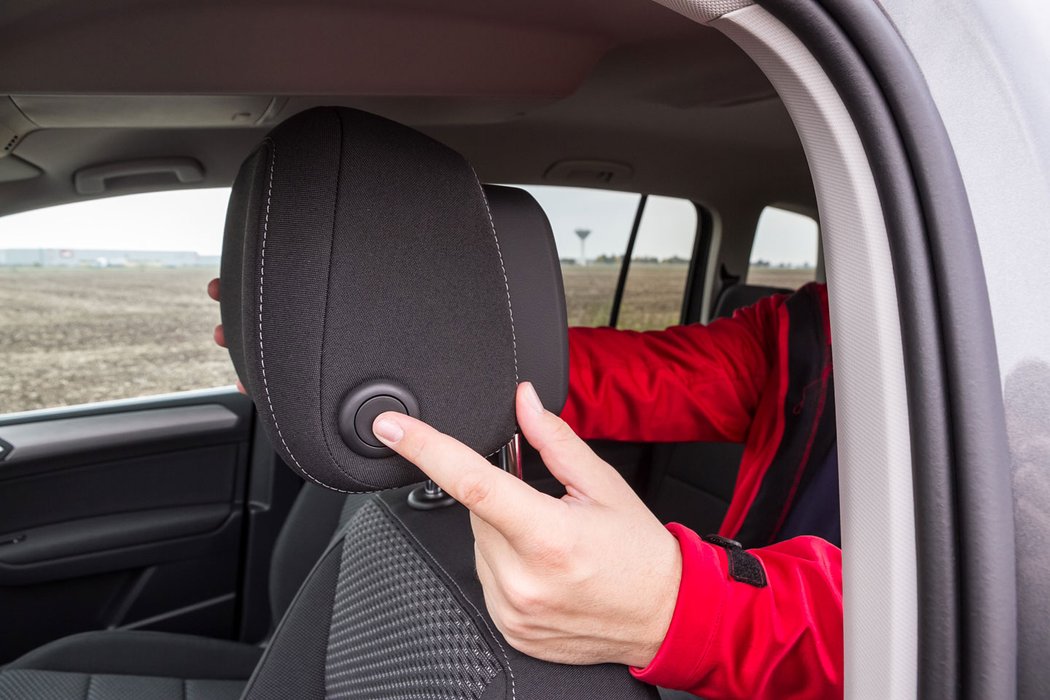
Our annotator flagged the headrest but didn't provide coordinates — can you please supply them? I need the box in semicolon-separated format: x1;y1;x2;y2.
220;107;567;492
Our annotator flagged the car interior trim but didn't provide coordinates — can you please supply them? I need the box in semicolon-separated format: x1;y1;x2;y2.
0;404;241;465
758;2;1018;698
609;193;649;328
680;202;714;324
652;2;920;696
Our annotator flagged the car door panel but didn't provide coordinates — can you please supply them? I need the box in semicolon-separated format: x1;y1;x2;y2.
0;388;252;662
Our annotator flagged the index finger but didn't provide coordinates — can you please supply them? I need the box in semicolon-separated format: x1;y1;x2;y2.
372;411;558;544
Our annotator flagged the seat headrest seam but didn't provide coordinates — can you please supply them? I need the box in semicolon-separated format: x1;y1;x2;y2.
256;139;359;494
472;167;519;385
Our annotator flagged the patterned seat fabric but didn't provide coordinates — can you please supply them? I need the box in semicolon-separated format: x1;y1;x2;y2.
243;488;658;700
0;670;243;700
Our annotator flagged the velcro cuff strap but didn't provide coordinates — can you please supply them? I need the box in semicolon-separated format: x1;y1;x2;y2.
701;534;768;588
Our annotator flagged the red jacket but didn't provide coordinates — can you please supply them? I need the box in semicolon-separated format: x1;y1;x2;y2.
562;282;842;700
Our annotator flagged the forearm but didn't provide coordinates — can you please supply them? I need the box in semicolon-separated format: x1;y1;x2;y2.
562;319;775;443
631;527;843;700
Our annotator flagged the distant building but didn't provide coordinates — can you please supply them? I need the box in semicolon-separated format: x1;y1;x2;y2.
0;249;221;268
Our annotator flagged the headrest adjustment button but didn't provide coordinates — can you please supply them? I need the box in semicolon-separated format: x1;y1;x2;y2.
338;380;420;457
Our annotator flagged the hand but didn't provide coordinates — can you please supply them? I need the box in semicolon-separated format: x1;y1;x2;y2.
207;278;247;394
372;382;682;668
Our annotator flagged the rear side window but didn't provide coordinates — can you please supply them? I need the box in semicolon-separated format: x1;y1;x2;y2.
617;195;698;331
521;185;640;326
747;205;819;289
520;185;698;330
0;189;235;413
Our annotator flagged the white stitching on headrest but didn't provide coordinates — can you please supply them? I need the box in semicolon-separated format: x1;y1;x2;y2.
254;145;516;491
473;171;519;385
256;142;356;494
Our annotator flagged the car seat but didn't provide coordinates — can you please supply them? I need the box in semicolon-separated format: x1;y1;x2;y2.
0;106;657;700
225;106;657;700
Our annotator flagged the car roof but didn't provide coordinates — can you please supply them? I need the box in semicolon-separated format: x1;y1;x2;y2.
0;0;812;217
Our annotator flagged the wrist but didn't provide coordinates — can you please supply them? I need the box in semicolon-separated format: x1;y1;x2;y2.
626;527;683;668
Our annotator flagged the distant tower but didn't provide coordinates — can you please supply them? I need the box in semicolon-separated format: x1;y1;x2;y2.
574;228;591;266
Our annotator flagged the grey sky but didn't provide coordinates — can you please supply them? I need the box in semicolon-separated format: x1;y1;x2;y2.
0;189;230;255
0;185;818;265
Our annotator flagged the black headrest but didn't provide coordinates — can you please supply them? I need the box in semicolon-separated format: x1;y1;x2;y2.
220;107;567;492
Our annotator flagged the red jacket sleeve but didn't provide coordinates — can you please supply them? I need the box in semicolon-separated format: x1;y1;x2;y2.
561;293;787;443
631;526;843;699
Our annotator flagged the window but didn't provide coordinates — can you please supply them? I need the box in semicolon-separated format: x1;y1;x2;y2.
617;195;699;331
747;206;819;289
519;186;698;330
0;189;236;413
521;185;640;327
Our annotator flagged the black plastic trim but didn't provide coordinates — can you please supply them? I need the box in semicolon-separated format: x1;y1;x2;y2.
0;387;252;428
0;504;230;565
0;512;242;586
609;194;648;328
756;2;1015;697
0;404;241;465
681;203;714;324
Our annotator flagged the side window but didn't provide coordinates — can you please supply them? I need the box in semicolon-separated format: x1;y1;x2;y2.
0;189;236;414
519;186;698;330
747;205;819;289
617;195;698;331
521;185;640;327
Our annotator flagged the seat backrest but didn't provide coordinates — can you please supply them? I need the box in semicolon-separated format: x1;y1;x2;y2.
267;483;347;627
223;106;657;699
645;283;791;538
712;282;791;321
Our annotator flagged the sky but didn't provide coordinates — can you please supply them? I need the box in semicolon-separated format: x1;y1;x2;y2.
0;185;818;265
0;189;231;256
514;185;817;265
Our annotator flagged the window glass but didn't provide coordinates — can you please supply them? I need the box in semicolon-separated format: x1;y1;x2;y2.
747;206;819;289
518;185;640;326
0;189;236;413
617;196;698;331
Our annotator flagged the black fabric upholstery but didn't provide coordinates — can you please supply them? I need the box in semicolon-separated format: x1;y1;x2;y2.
242;543;343;700
0;631;260;700
268;483;347;625
0;670;243;700
712;283;791;320
379;490;659;700
483;185;569;414
247;489;658;700
218;145;265;389
4;631;261;680
325;501;501;699
221;106;568;493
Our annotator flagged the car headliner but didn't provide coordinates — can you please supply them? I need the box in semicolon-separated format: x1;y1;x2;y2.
0;0;813;224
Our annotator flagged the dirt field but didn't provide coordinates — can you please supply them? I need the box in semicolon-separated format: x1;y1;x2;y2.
0;265;814;413
743;267;816;290
0;267;234;413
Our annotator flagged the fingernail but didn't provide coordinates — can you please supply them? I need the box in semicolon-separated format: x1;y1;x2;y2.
372;416;404;444
522;382;544;416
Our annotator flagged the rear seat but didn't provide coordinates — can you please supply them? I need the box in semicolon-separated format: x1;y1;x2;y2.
644;283;792;537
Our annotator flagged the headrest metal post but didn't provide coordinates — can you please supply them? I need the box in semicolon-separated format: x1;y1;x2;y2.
498;433;522;479
407;433;522;511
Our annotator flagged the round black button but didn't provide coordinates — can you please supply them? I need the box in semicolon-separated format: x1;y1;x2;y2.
354;396;408;448
337;379;420;458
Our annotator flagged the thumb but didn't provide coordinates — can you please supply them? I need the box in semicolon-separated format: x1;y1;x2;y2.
516;382;623;502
